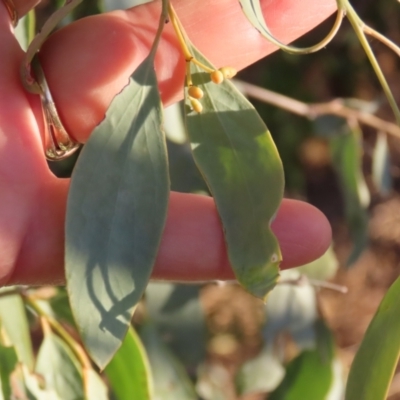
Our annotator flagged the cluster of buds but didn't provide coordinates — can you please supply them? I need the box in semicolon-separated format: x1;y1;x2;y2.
188;66;237;113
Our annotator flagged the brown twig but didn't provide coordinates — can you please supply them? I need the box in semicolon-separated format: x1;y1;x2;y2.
234;80;400;139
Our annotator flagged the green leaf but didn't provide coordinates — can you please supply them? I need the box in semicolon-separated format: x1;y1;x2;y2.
0;345;18;400
21;364;60;400
184;45;284;300
105;327;153;400
146;283;205;367
35;331;83;400
236;345;284;395
140;322;197;400
372;131;392;196
330;124;369;266
263;269;317;349
65;52;169;369
0;288;34;369
269;321;335;400
295;246;339;282
345;275;400;400
84;369;108;400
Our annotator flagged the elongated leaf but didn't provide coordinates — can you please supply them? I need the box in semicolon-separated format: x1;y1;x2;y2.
84;369;108;400
66;52;169;369
146;283;205;367
296;246;339;281
21;364;60;400
0;345;18;400
269;321;335;400
263;270;317;349
140;322;197;400
105;327;153;400
345;275;400;400
35;332;83;400
330;125;369;266
0;288;34;369
184;45;284;300
236;344;284;395
372;131;392;196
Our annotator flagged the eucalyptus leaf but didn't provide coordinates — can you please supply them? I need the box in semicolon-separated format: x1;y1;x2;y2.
0;288;34;369
263;269;317;349
105;327;153;400
295;246;339;282
35;331;83;400
330;124;369;266
236;344;284;395
146;283;205;367
66;51;169;369
84;369;108;400
269;321;335;400
372;131;392;196
345;274;400;400
184;44;284;300
238;0;341;54
0;344;18;400
140;322;197;400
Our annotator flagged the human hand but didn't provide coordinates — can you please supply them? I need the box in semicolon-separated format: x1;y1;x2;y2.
0;0;335;286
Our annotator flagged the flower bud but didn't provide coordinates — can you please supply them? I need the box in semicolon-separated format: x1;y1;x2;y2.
210;70;224;84
190;98;203;113
188;85;204;99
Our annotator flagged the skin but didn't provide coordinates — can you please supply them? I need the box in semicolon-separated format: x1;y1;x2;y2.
0;0;336;286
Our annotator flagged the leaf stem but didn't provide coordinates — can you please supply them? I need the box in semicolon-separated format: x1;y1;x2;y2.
167;4;214;74
343;2;400;125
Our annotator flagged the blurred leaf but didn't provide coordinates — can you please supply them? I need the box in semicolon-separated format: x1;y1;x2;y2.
269;321;335;400
313;116;348;138
236;345;284;395
263;270;318;349
105;327;153;400
196;363;231;400
35;331;83;400
103;0;152;11
146;283;205;367
0;288;34;369
372;131;392;196
140;322;197;400
0;345;18;400
72;0;103;19
330;124;369;266
84;369;108;400
14;10;35;51
184;43;284;300
21;364;60;400
295;246;339;281
66;49;169;368
48;288;75;327
164;102;187;144
345;274;400;400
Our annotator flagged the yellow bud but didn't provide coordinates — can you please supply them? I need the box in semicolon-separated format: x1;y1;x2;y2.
190;98;203;113
188;85;204;99
210;70;224;84
219;66;237;79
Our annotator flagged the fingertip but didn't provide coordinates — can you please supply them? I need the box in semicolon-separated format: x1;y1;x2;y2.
273;199;332;269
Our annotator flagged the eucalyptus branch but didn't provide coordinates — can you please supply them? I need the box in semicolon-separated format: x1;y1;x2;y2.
278;275;348;293
234;80;400;139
